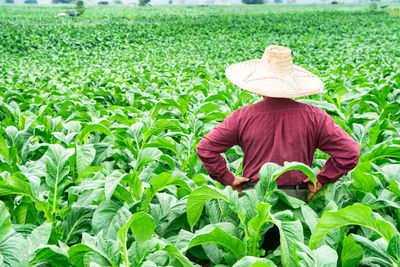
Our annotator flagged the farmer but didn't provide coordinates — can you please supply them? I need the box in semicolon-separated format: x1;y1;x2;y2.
196;45;360;250
197;44;359;199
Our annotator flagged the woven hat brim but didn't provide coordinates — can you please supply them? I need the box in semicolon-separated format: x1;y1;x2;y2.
225;59;324;98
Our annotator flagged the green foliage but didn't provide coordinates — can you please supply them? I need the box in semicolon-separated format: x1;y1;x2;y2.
369;2;378;9
76;0;85;16
139;0;151;6
52;0;73;3
242;0;265;5
0;4;400;266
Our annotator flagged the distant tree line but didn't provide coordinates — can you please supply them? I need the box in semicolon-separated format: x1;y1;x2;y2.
242;0;288;4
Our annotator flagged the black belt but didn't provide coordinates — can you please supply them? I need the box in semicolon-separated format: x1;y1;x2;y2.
241;181;306;190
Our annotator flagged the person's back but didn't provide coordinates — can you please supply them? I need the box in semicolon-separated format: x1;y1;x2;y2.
197;97;359;187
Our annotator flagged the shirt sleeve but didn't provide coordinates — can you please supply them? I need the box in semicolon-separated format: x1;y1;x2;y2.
196;111;239;185
316;111;360;185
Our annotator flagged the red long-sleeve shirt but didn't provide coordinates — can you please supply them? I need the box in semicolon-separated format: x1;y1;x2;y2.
196;97;360;186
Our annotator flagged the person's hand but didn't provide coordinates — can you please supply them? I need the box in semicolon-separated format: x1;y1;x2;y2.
303;178;323;202
231;177;250;195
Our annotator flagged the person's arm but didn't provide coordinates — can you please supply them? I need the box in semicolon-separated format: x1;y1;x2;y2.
316;111;360;185
196;111;239;186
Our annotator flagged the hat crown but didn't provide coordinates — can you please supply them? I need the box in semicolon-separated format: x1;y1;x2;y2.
261;45;294;73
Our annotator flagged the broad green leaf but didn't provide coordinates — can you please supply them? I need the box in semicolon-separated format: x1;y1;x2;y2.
309;204;397;249
117;212;155;267
341;234;363;267
232;256;277;267
352;235;393;267
0;201;28;266
257;161;316;201
105;170;124;201
77;123;113;144
186;185;229;230
270;210;304;267
45;144;75;217
27;222;52;254
0;175;49;220
76;144;96;177
92;199;131;239
247;202;272;256
362;144;400;162
62;206;95;244
313;245;338;267
69;232;120;267
162;245;193;267
137;147;162;170
0;135;9;162
388;180;400;196
30;245;69;266
351;162;378;193
256;163;280;200
121;172;142;200
143;172;190;211
188;223;246;259
272;162;316;186
14;196;37;224
144;137;179;155
0;201;13;242
387;233;400;263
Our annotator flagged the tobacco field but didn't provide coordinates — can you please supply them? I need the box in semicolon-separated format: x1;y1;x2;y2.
0;4;400;267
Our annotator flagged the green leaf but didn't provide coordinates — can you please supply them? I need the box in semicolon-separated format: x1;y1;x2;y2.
186;185;229;230
232;256;277;267
69;232;120;267
144;137;179;155
143;172;190;211
257;161;316;201
0;135;9;162
272;161;316;186
362;144;400;162
247;202;272;256
137;148;162;170
117;212;155;267
0;201;28;266
0;175;49;221
388;180;400;196
387;233;400;263
45;144;75;217
62;206;95;244
188;223;246;259
27;222;52;254
270;210;304;267
352;235;393;266
30;245;69;266
122;172;142;200
105;170;124;201
76;144;96;177
0;201;13;243
77;123;113;144
14;196;37;224
162;245;194;267
341;234;363;267
313;245;338;267
351;162;378;193
309;204;397;249
92;199;131;239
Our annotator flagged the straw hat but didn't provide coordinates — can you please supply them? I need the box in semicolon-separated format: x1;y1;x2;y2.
225;45;324;98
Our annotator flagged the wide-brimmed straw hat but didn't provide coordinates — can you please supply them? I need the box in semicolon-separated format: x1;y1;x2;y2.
225;45;324;98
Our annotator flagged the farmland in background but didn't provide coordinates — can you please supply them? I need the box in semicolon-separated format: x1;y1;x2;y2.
0;4;400;266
